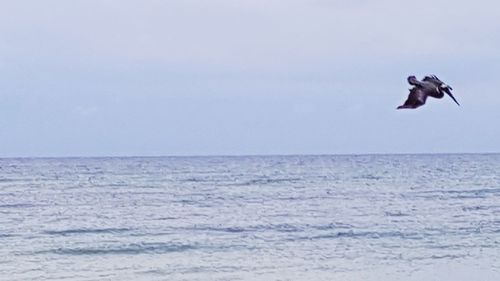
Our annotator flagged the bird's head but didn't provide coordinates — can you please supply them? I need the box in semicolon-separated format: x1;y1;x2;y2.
407;75;418;85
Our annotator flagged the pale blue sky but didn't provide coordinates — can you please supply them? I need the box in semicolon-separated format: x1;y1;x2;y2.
1;0;499;157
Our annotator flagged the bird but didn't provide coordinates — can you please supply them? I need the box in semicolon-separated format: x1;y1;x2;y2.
397;75;460;109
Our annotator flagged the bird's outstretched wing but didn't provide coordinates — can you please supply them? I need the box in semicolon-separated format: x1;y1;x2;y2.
397;87;428;109
422;75;439;83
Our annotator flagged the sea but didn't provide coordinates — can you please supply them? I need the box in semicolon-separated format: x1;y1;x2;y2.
1;154;500;281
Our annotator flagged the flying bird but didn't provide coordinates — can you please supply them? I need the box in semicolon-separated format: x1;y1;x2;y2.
397;75;460;109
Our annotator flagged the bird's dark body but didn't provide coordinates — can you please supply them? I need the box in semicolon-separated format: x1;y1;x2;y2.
397;75;459;109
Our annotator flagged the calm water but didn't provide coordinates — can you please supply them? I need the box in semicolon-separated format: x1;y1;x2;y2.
1;154;500;280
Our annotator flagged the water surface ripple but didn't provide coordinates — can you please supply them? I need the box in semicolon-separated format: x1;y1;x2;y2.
1;154;500;280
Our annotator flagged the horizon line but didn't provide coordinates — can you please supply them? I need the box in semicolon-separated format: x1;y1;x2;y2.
1;151;499;160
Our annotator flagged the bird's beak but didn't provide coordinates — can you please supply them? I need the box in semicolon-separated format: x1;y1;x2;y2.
443;87;460;106
441;84;453;91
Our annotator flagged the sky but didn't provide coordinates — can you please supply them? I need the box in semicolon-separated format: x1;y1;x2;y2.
1;0;500;157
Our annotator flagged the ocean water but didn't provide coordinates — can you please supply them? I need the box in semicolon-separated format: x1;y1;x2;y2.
1;154;500;281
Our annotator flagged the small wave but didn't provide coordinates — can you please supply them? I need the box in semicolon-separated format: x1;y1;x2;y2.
43;228;132;236
385;211;410;217
353;174;383;180
311;223;354;230
0;203;38;208
154;217;178;221
410;253;469;261
415;188;500;199
203;226;246;233
430;254;468;260
0;178;17;182
461;205;493;211
290;230;423;241
189;223;305;234
181;177;216;183
236;177;303;186
187;223;358;234
272;224;303;233
45;242;196;256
